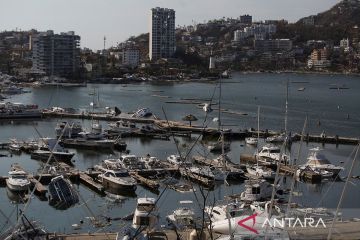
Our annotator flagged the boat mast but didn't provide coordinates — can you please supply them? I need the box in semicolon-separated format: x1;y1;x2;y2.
327;144;359;240
257;106;260;167
285;79;289;134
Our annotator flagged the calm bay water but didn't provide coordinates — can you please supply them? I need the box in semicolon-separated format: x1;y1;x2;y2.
0;72;360;234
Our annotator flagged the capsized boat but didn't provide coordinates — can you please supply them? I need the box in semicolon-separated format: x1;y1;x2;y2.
48;175;79;210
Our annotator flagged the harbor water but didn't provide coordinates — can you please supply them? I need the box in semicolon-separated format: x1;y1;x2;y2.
0;72;360;234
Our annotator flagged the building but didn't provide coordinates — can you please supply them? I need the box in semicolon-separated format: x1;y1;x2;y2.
122;47;140;68
254;39;292;52
240;14;252;24
302;16;315;26
340;38;351;52
31;30;80;77
149;7;176;61
234;24;277;42
308;48;331;69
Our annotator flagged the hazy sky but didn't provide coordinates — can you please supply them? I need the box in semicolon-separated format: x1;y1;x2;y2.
0;0;340;50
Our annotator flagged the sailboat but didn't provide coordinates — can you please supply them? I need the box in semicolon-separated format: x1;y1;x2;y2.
247;106;276;180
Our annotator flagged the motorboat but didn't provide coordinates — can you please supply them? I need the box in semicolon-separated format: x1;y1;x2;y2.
131;108;152;118
61;138;115;150
55;121;82;138
98;169;137;191
31;138;75;164
166;200;195;229
6;169;30;192
205;201;248;222
167;154;191;167
189;166;226;181
246;165;276;180
0;102;41;119
108;120;138;134
256;145;290;164
132;197;158;229
245;137;258;146
78;121;104;140
48;175;79;210
300;147;343;177
94;159;122;172
119;155;146;170
140;155;164;169
266;134;286;143
207;141;230;153
239;179;273;202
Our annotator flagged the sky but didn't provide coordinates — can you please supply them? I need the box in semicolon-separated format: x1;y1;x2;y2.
0;0;340;50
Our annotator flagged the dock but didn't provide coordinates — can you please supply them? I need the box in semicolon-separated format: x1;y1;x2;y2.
79;172;104;194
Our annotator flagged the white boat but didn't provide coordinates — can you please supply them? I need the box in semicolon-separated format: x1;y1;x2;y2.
131;108;152;118
246;165;276;180
189;166;226;181
55;121;82;138
166;200;195;229
240;179;273;202
132;197;158;229
119;155;146;170
140;156;164;169
6;170;30;192
94;159;122;172
205;201;247;222
300;147;343;177
245;137;258;146
98;169;137;191
207;141;230;152
108;120;138;133
167;154;191;167
256;145;290;164
31;138;75;164
61;138;115;150
266;134;286;143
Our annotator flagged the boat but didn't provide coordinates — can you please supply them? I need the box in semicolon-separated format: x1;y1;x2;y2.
108;120;138;134
55;121;83;138
78;121;104;140
299;147;344;177
98;169;137;191
246;165;276;180
166;200;195;229
256;144;290;164
0;102;41;119
265;133;286;143
140;155;164;169
208;141;230;152
205;201;247;222
31;138;75;164
132;197;158;229
48;175;79;210
61;138;115;150
245;137;258;146
239;179;273;202
131;108;152;118
167;154;191;167
0;86;28;95
119;155;146;170
94;159;122;172
298;87;306;91
6;169;31;192
189;166;226;181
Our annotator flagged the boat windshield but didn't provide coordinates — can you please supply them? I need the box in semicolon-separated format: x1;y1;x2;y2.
114;172;130;177
270;149;280;153
11;175;26;179
309;159;331;165
137;203;155;211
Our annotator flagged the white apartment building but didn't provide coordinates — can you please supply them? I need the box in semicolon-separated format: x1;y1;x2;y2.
149;7;176;61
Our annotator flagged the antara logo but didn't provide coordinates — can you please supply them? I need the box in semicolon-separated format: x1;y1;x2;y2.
237;213;259;234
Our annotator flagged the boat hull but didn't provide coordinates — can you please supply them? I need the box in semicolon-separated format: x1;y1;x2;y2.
31;152;74;164
6;180;30;192
100;177;137;192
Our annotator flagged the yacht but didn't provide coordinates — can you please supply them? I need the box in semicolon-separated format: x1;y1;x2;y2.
239;179;273;202
245;137;258;146
246;165;276;180
132;197;158;229
119;155;146;170
167;154;191;167
98;169;137;191
300;147;343;177
48;175;79;210
61;138;115;150
55;121;82;138
266;134;286;143
256;145;290;164
108;120;138;134
78;121;104;140
205;201;247;222
131;108;152;118
94;159;122;172
207;141;230;153
140;155;164;169
189;166;226;181
31;138;75;164
6;170;31;192
166;200;195;229
0;102;41;119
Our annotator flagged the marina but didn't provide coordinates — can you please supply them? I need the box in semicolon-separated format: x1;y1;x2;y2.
1;73;360;239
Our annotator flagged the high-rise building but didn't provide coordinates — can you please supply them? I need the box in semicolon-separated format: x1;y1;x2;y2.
240;14;252;24
149;7;175;61
31;30;80;77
